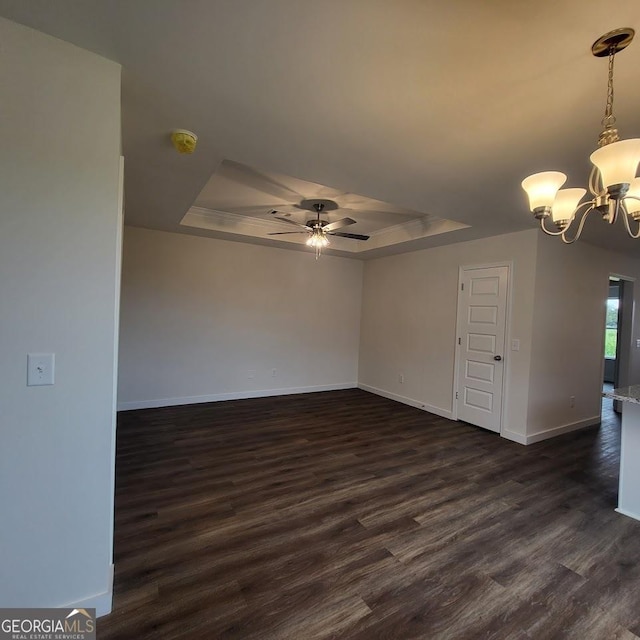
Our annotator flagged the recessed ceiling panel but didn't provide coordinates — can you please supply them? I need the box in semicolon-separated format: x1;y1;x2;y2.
181;159;469;255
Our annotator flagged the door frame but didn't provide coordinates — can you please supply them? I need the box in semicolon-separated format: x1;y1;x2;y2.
452;261;513;437
600;272;636;415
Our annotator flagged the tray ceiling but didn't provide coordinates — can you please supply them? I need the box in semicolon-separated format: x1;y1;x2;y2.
181;160;469;254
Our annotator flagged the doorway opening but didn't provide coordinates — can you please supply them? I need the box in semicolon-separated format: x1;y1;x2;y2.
602;276;634;416
603;279;620;390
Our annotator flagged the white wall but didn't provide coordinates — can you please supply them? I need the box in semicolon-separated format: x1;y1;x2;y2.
359;226;640;445
117;227;363;409
0;18;121;614
358;230;538;441
526;234;640;441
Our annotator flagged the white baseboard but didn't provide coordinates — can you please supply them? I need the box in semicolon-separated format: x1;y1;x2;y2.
501;429;527;445
118;383;356;411
63;564;113;618
615;507;640;522
357;383;453;420
524;415;601;445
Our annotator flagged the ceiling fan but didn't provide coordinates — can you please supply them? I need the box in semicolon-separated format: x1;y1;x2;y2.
267;198;370;258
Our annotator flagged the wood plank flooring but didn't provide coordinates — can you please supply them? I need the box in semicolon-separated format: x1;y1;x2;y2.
98;389;640;639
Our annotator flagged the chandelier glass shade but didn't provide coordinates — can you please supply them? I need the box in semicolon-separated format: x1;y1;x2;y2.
521;28;640;243
626;178;640;217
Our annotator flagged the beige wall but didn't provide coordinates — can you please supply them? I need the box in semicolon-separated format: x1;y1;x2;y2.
117;227;363;409
0;18;121;613
526;234;640;441
358;230;539;440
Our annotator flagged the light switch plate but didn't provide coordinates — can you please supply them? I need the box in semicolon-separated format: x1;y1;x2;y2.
27;353;55;386
511;339;520;351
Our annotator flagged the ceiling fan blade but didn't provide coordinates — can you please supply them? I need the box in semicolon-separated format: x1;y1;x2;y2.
223;204;292;215
322;217;356;232
268;231;307;235
217;160;304;202
328;231;370;241
272;213;312;230
331;200;420;221
334;194;419;216
354;207;418;219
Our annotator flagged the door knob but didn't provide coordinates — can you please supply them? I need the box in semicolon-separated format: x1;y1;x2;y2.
494;355;502;361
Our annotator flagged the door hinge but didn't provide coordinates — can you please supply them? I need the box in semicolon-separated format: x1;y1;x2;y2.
458;337;461;345
461;282;464;291
455;391;459;399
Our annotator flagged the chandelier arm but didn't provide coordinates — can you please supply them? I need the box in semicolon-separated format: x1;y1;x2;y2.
620;199;640;239
559;203;598;244
539;200;594;237
539;217;566;236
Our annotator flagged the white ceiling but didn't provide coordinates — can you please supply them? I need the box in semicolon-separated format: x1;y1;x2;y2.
2;0;640;259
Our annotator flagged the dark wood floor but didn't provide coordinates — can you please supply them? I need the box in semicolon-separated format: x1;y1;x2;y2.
98;389;640;639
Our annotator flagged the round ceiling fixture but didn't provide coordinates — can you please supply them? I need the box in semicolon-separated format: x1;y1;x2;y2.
171;129;198;154
297;198;340;213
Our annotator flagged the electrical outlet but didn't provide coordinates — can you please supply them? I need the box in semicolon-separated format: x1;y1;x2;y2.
247;370;256;379
271;368;277;378
398;373;404;384
636;339;640;349
570;396;575;408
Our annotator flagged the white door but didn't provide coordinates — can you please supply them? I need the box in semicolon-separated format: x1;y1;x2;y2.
455;265;509;433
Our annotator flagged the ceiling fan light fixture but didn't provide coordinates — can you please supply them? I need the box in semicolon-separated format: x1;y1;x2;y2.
521;27;640;242
306;232;329;247
306;228;329;258
266;199;369;258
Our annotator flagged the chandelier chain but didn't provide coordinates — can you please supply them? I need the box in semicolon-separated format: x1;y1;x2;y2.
602;45;616;130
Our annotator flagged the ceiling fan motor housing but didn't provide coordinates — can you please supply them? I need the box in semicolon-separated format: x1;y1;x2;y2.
300;199;339;213
306;219;329;228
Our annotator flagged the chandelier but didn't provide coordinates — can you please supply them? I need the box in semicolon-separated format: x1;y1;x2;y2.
521;28;640;243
